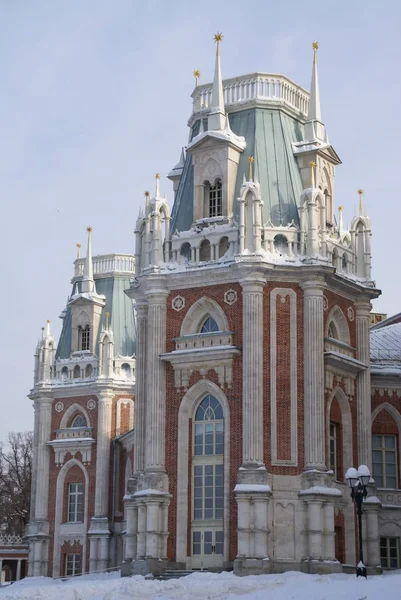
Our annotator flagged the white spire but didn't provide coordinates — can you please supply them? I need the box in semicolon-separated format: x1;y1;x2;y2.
304;42;325;142
155;173;161;198
208;33;225;131
81;226;95;293
45;319;51;338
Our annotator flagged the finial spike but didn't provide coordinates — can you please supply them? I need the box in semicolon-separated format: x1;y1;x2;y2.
248;156;254;182
309;161;316;188
82;226;95;293
193;69;200;87
155;173;160;197
358;189;364;216
105;311;110;330
209;31;225;131
41;326;45;339
305;41;323;142
76;242;81;259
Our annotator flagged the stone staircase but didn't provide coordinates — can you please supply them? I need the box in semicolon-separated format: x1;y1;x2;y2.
157;569;204;580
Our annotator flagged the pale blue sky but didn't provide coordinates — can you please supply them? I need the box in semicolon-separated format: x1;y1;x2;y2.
0;0;399;439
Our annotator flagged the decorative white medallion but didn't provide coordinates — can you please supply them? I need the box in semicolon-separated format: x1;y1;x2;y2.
55;401;64;413
172;295;185;312
224;289;237;306
347;307;355;322
323;295;328;311
87;399;96;411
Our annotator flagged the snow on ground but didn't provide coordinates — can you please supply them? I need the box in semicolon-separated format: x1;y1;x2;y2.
1;570;401;600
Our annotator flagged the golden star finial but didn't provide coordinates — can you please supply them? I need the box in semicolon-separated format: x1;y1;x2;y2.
248;156;254;181
155;173;160;179
144;190;150;197
76;242;81;249
47;319;50;324
338;205;343;212
312;41;319;51
86;226;92;233
214;32;223;43
193;69;200;87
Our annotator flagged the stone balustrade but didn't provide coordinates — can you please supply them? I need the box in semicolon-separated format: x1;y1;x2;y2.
174;331;233;351
324;337;355;358
192;73;309;117
55;427;93;440
74;253;135;278
377;489;401;507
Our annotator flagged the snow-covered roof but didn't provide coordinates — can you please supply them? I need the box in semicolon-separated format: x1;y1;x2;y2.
370;321;401;362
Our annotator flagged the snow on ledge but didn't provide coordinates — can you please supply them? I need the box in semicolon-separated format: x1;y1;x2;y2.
234;484;272;493
299;486;342;497
133;488;169;498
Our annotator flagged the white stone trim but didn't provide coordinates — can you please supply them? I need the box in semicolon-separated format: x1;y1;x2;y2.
176;380;230;566
60;403;91;429
270;288;297;466
325;305;351;346
116;398;134;437
180;296;229;336
53;458;89;577
326;386;353;480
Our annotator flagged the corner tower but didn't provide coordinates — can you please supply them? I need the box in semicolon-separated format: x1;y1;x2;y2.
125;36;381;577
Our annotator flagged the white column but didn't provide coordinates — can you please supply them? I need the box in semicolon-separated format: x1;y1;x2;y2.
94;391;113;516
133;301;147;476
137;504;146;558
323;502;336;560
240;279;265;465
307;194;319;256
125;504;137;560
355;300;372;467
364;500;381;568
89;538;98;573
302;281;326;470
145;501;159;557
308;500;323;558
16;559;21;582
145;289;168;471
34;397;53;519
98;537;109;572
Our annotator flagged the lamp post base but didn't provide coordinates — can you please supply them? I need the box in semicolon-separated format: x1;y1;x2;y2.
356;561;367;579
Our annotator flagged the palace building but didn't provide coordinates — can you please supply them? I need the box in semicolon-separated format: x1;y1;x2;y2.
26;37;401;578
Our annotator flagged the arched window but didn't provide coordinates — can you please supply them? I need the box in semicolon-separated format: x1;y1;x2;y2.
342;254;348;272
78;325;90;351
121;363;131;378
209;180;222;217
200;316;219;333
71;414;86;428
73;365;81;379
61;366;69;381
180;242;191;262
192;394;224;565
85;364;93;378
274;234;288;254
328;321;339;340
199;239;211;262
218;237;229;258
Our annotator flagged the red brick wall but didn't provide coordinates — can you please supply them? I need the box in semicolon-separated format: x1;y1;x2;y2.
335;510;345;563
329;397;344;482
263;283;304;475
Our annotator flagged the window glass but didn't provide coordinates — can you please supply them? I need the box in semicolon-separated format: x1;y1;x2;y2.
71;414;86;428
209;180;222;217
66;553;81;576
381;537;400;569
372;434;398;488
68;483;83;522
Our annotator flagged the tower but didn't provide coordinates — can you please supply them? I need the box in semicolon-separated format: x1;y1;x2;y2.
123;37;381;576
26;230;136;577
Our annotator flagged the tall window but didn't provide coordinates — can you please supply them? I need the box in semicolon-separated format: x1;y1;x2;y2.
380;537;400;569
329;422;337;478
78;325;90;351
373;434;398;488
68;483;83;522
200;317;219;334
65;553;81;576
209;180;222;217
193;395;224;521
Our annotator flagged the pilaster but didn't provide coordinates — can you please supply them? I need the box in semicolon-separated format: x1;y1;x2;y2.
302;280;326;470
355;299;372;467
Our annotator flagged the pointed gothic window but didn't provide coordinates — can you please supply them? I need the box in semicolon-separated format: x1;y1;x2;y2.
71;414;86;428
200;316;220;333
328;321;339;340
209;180;222;218
78;325;90;351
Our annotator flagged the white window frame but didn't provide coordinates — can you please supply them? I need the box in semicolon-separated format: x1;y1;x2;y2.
372;433;398;489
65;553;81;576
68;483;83;523
329;421;337;479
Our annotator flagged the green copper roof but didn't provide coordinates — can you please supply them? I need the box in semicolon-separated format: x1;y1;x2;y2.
56;275;136;359
171;107;305;233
